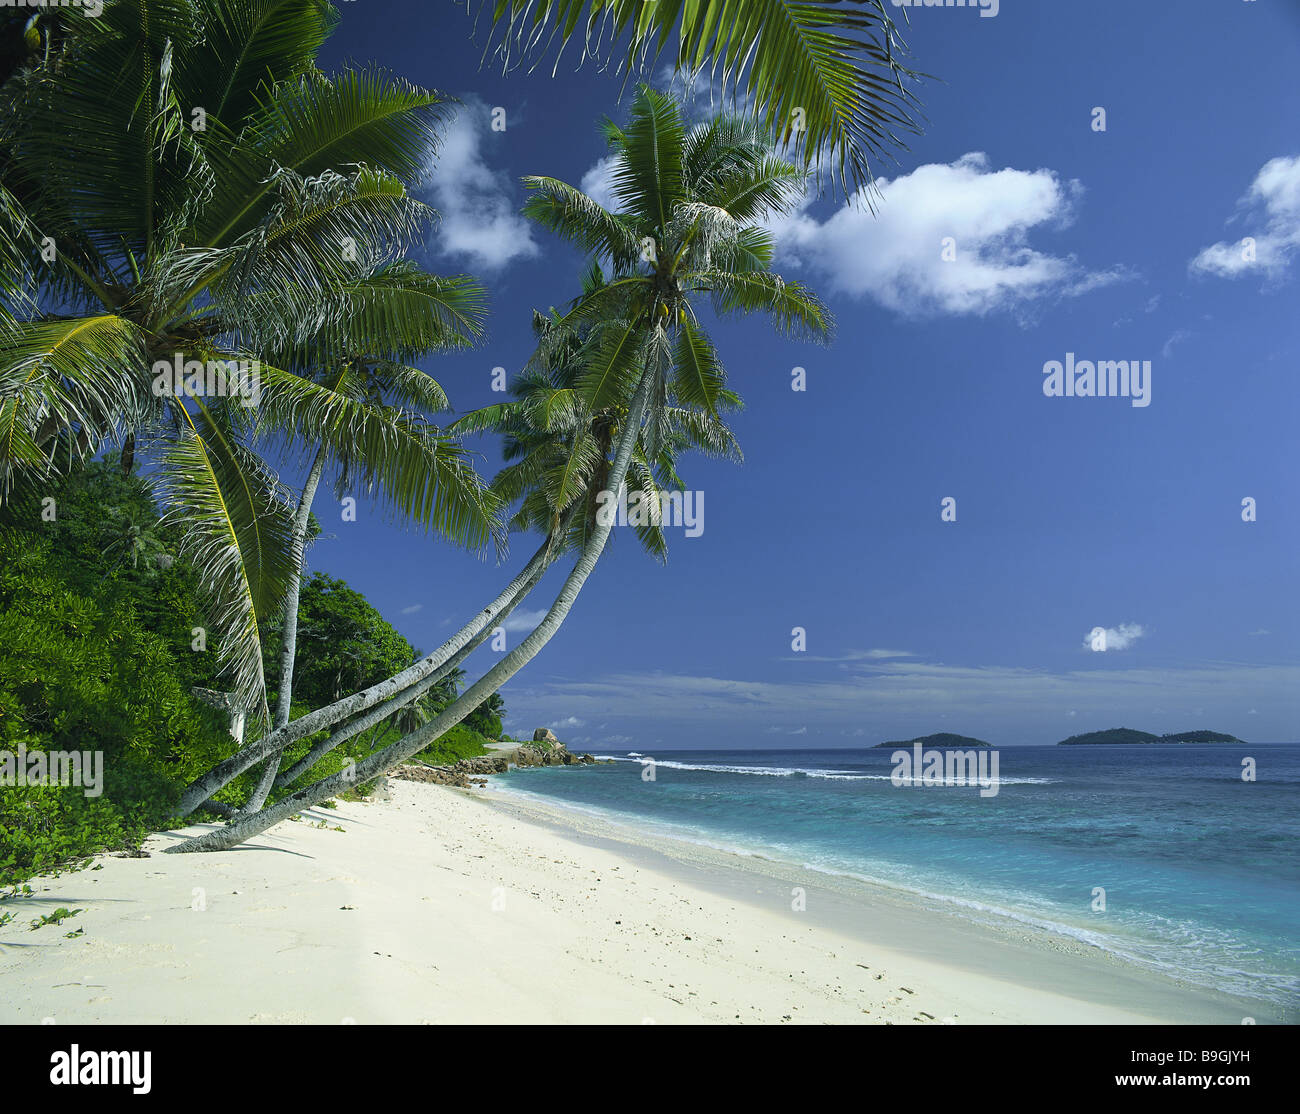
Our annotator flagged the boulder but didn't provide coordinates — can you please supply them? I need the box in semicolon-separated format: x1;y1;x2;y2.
533;727;560;744
390;743;601;789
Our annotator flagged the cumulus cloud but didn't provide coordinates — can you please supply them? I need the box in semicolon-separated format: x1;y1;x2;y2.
1083;623;1146;652
771;152;1123;317
580;155;621;214
501;607;548;633
426;98;539;271
1191;154;1300;280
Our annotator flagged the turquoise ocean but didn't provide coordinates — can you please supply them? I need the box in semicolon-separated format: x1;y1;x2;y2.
493;743;1299;1016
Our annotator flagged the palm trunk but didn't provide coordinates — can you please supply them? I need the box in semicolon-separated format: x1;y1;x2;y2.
242;448;326;814
167;368;653;853
274;550;549;789
175;529;558;817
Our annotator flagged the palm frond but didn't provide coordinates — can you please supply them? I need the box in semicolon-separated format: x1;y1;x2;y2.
251;361;500;552
701;269;833;341
478;0;925;196
153;401;297;722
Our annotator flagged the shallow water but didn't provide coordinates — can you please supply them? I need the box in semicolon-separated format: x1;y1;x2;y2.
494;742;1300;1013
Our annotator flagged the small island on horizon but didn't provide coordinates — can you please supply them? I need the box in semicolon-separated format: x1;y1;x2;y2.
874;732;992;749
1056;728;1246;746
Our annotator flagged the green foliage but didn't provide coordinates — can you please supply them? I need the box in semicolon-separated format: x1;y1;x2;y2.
269;573;416;708
461;692;504;740
1;0;496;720
480;0;923;197
29;906;82;931
0;466;226;885
414;723;492;766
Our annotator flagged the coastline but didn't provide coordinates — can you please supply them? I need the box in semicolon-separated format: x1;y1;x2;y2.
0;778;1275;1024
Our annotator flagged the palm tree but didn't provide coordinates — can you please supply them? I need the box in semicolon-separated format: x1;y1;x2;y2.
169;85;832;851
477;0;925;197
0;1;496;723
454;287;743;562
238;260;494;811
99;505;167;573
270;278;741;793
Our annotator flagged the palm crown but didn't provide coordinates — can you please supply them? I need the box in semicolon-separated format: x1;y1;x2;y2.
517;86;832;519
0;0;498;720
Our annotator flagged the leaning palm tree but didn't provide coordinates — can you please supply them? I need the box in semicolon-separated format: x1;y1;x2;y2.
477;0;925;197
235;259;494;812
271;288;739;793
456;292;742;564
169;85;833;851
0;0;496;722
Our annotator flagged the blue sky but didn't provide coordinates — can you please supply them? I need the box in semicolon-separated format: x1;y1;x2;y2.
301;0;1300;748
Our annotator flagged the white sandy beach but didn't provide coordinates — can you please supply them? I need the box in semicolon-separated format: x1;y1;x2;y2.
0;778;1263;1024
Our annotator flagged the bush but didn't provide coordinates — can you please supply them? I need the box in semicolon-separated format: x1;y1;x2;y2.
415;723;491;765
0;532;213;884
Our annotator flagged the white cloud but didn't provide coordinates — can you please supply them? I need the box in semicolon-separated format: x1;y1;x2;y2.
772;152;1124;317
1083;623;1146;652
555;715;585;728
426;98;539;272
502;659;1296;743
1191;154;1300;280
399;603;423;615
1162;329;1192;359
580;155;621;214
787;648;917;663
501;607;548;633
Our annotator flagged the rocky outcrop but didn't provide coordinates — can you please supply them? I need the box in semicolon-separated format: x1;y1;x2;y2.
512;743;597;768
391;742;598;789
532;727;560;744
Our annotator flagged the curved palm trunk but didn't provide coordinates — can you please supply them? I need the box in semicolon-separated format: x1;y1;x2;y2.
274;551;549;789
175;529;559;817
166;369;653;853
242;447;327;814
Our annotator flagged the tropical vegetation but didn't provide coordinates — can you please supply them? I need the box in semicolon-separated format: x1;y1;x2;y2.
0;0;921;867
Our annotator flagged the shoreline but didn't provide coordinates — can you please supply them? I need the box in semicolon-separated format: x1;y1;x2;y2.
476;780;1278;1024
0;778;1279;1024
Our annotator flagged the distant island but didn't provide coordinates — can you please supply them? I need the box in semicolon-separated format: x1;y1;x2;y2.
874;732;992;749
1057;728;1246;746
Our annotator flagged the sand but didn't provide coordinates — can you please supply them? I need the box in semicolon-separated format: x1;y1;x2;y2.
0;779;1265;1024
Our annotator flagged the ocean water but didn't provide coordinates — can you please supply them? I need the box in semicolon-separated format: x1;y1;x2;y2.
492;743;1300;1013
